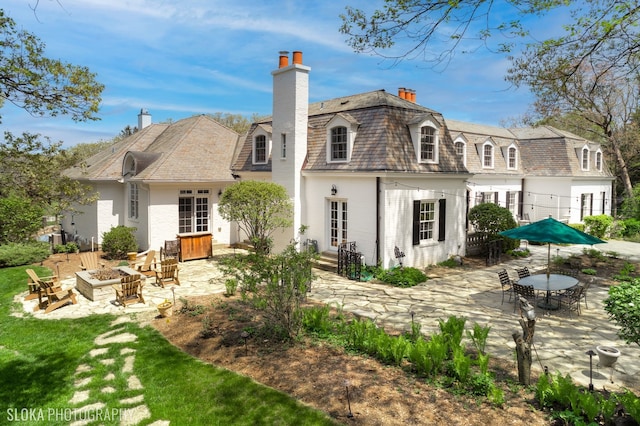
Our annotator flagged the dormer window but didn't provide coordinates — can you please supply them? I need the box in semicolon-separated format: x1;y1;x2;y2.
595;150;602;171
453;135;467;166
326;114;358;163
581;147;590;170
420;126;436;161
331;126;348;161
408;115;440;164
251;128;271;165
482;142;494;168
507;145;517;170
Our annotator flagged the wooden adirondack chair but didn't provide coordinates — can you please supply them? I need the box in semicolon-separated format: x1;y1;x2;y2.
155;258;180;288
26;269;78;313
79;252;104;271
136;250;157;277
113;274;144;307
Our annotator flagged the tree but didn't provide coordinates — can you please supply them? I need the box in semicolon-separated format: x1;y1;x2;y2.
0;194;44;244
218;181;293;255
0;132;97;214
0;9;103;122
603;278;640;348
339;1;640;78
206;112;266;134
469;203;519;251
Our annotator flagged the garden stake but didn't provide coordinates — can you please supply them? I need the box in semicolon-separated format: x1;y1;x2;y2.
241;331;249;356
345;380;353;418
171;287;176;306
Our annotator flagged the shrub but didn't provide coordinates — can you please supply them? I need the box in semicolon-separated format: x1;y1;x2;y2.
0;242;50;267
468;203;519;252
603;278;640;347
622;218;640;238
101;226;137;259
583;214;613;239
377;266;427;287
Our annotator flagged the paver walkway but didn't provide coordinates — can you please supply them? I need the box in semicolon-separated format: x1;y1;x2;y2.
17;240;640;399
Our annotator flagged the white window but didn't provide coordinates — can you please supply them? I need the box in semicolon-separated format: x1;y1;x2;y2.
331;126;348;161
580;193;593;220
254;135;267;164
595;150;602;171
408;115;440;164
179;189;209;233
483;143;494;168
129;183;138;219
419;201;435;241
582;147;590;170
453;137;466;166
508;146;517;169
420;126;436;161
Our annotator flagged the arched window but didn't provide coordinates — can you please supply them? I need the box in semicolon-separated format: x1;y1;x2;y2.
581;147;590;170
507;146;517;169
483;142;494;168
595;150;602;171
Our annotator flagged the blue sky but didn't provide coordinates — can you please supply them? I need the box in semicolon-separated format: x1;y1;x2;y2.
3;0;569;147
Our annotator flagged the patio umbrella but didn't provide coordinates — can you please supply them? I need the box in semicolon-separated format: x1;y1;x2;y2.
499;216;606;277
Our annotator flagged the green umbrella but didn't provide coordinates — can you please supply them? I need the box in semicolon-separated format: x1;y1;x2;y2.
499;216;606;277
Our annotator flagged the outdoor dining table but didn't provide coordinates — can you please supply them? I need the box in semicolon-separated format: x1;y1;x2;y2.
518;273;579;310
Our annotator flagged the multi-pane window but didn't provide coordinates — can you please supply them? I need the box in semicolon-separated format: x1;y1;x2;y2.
331;126;348;161
419;201;435;241
455;141;464;157
254;135;267;163
580;193;593;220
508;147;517;169
483;144;493;168
179;189;209;233
420;126;436;161
507;191;518;216
129;183;138;219
582;148;589;170
596;151;602;171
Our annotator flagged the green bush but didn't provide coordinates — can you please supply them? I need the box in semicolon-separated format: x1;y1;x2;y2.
101;225;138;259
0;242;50;267
622;218;640;238
468;203;519;252
583;214;613;239
603;278;640;347
377;266;427;287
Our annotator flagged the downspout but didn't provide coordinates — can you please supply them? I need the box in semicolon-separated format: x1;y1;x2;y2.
376;177;381;266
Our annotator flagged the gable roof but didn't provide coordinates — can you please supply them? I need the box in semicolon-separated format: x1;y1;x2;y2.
66;115;242;183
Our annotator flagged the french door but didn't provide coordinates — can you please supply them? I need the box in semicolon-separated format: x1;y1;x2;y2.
329;200;348;249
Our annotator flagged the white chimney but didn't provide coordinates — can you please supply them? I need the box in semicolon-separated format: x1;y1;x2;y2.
137;108;152;129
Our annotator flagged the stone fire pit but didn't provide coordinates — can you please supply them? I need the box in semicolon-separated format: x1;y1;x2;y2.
76;266;146;301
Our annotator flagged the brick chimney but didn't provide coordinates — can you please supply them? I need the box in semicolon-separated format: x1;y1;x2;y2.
271;50;310;245
137;108;151;129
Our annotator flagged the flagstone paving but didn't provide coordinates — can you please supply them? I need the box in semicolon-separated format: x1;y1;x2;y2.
16;239;640;418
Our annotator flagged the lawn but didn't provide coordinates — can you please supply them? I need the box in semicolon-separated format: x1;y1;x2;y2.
0;266;337;425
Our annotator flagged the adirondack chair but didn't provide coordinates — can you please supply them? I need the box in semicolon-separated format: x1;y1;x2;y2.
79;252;104;271
160;240;179;261
113;274;145;307
26;269;78;313
136;250;157;277
24;271;40;301
155;258;180;288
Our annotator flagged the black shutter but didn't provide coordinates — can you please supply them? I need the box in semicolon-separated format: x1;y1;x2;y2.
438;199;446;241
494;192;498;204
506;191;511;210
589;193;593;216
412;200;420;246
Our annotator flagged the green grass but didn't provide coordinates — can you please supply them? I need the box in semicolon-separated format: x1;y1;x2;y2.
0;266;337;425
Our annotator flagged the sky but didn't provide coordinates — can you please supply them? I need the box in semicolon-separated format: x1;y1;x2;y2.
2;0;570;147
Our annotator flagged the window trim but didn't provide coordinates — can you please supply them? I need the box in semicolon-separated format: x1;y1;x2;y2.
330;126;348;162
507;145;518;170
325;115;358;164
453;137;467;166
482;141;494;169
595;149;602;171
408;115;440;164
420;126;437;162
128;183;138;220
179;189;210;233
581;146;590;171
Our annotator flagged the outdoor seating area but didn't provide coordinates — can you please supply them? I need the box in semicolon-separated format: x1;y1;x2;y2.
113;273;145;307
25;268;78;313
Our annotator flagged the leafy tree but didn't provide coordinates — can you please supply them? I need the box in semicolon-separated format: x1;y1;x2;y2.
0;132;97;214
468;203;519;251
218;181;293;255
206;112;266;134
620;183;640;220
603;278;640;348
101;226;138;259
0;8;103;122
0;194;44;244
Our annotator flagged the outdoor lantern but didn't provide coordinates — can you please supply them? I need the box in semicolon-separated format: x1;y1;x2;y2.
331;184;337;196
344;380;353;418
586;349;596;391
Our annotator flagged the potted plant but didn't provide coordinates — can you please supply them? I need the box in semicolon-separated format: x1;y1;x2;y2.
157;299;173;317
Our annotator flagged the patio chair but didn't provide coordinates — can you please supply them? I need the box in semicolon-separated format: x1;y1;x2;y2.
576;278;593;309
552;286;584;318
155;258;180;288
160;240;179;261
136;250;157;277
79;252;104;271
497;269;514;305
512;282;536;313
113;274;144;307
24;272;40;301
516;267;530;279
26;269;78;313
